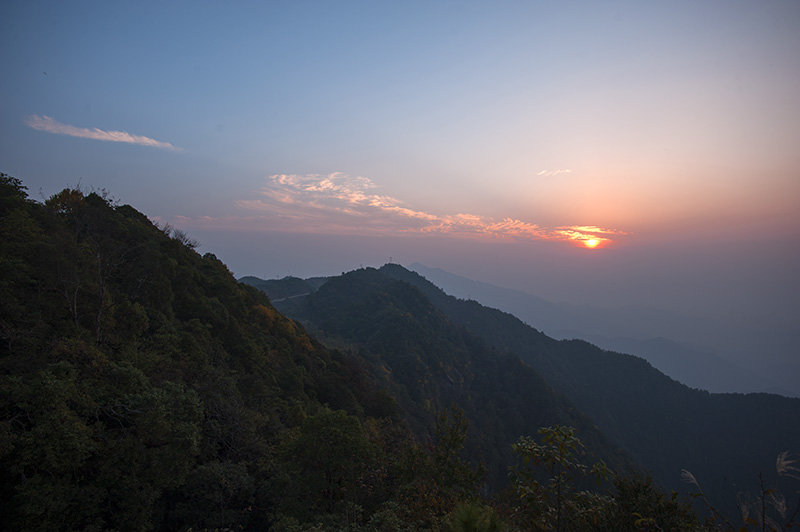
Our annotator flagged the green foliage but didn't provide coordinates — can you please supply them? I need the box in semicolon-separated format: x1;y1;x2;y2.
389;407;485;528
1;353;203;530
448;502;505;532
431;408;486;502
510;425;612;531
507;427;704;531
274;408;379;526
268;404;487;530
364;501;416;531
0;176;400;530
0;172;29;209
603;475;701;531
269;266;630;493
168;460;255;529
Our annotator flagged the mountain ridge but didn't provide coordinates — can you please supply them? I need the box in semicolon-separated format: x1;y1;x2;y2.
245;263;800;519
262;266;633;490
408;262;787;396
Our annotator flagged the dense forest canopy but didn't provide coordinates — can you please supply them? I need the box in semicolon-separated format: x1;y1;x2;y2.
0;174;404;529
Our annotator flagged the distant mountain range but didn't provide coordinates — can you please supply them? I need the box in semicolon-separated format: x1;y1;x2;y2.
409;263;792;397
243;264;800;519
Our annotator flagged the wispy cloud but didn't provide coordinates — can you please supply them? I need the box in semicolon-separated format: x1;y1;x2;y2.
180;172;625;247
25;114;180;151
537;169;572;177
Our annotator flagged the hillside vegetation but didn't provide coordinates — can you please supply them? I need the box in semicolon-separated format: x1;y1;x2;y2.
378;265;800;517
254;264;800;525
0;175;437;529
270;266;632;491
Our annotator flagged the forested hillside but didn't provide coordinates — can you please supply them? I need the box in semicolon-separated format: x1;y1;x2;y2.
269;267;632;490
251;264;800;524
377;264;800;516
0;175;481;530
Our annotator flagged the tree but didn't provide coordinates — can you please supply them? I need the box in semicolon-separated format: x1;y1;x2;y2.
389;407;485;528
510;425;611;531
168;460;255;529
604;475;701;531
275;408;379;527
448;501;505;532
431;407;485;501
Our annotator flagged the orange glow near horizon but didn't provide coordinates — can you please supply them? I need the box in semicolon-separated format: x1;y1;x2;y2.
224;174;631;248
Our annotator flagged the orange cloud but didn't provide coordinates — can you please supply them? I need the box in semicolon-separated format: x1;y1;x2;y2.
182;172;626;246
554;225;627;248
25;115;180;151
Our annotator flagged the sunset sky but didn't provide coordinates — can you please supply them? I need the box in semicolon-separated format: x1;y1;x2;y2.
2;2;799;383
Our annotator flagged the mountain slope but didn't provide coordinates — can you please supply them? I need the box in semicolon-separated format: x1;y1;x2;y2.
238;275;328;302
577;334;779;394
0;177;399;530
377;264;800;511
263;263;800;517
409;263;783;395
268;267;633;490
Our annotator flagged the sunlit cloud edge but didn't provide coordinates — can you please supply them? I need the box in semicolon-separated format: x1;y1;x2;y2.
25;114;180;151
537;169;573;177
176;173;627;247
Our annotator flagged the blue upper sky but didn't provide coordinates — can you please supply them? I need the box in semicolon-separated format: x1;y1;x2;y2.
4;1;798;224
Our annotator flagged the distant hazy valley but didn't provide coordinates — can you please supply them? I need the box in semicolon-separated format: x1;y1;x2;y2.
408;263;797;398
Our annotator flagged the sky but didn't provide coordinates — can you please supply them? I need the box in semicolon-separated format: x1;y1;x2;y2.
2;1;799;386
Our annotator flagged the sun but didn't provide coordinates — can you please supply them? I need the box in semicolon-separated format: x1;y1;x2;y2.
583;238;600;249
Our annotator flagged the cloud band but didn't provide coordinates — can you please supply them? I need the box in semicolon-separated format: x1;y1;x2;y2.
25;114;179;151
188;172;626;247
